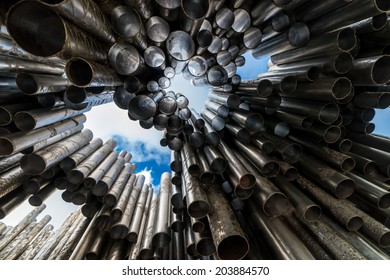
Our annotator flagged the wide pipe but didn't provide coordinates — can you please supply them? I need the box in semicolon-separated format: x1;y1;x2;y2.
152;172;171;248
206;185;249;260
7;1;107;62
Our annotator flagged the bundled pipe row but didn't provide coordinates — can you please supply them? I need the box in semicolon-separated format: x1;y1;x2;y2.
0;0;389;260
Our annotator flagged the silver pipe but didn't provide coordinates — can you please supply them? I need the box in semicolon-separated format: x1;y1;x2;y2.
139;191;158;259
13;106;90;131
144;46;166;70
152;172;171;248
7;1;107;62
110;175;144;239
60;138;102;173
86;150;119;191
146;16;170;46
166;31;195;61
67;139;117;184
127;184;152;242
18;224;54;260
20;129;93;176
109;43;145;76
39;0;115;43
180;0;210;37
94;156;126;200
206;185;249;260
0;204;46;252
111;5;147;49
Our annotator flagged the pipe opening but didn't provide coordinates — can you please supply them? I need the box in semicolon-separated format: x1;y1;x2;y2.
20;154;46;175
303;205;322;222
334;53;353;74
236;128;250;142
182;0;209;20
111;6;141;38
188;201;209;219
166;31;195;61
257;79;273;96
15;73;38;95
196;238;215;256
67;170;84;185
128;95;157;120
13;112;35;131
188;164;200;176
262;161;280;177
218;235;248;260
319;103;339;124
262;141;274;154
377;231;390;249
239;174;256;189
364;123;375;134
284;167;298;181
0;107;12;126
301;117;313;129
146;16;170;43
376;0;390;11
159;97;177;115
28;196;42;206
332;78;352;100
144;46;165;68
66;59;93;87
200;172;215;184
231;9;251;33
274;122;290;138
215;8;234;30
171;221;184;232
282;144;302;164
288;22;310;47
168;138;183;150
186;244;198;257
24;180;40;194
246;115;264;132
66;87;86;104
378;193;390;209
338;28;357;51
324;126;341;143
372;13;388;30
346;216;363;231
110;224;128;240
280;76;297;94
335;178;355;199
234;186;253;199
7;1;65;57
377;93;390;109
197;30;212;47
360;108;376;122
372;56;390;84
307;67;320;81
124;77;142;94
71;193;87;205
267;94;282;108
210;158;227;173
341;157;356;172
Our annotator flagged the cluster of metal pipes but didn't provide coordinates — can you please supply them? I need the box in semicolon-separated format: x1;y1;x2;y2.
0;0;390;260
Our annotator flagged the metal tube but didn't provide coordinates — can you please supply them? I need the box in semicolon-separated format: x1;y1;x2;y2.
7;1;107;62
144;46;166;70
289;133;356;172
128;95;157;121
166;31;195;61
233;139;280;178
20;129;93;175
94;157;126;199
152;172;171;248
67;139;117;184
85;229;107;259
347;55;390;86
68;213;98;259
109;43;145;76
295;175;363;231
308;0;390;35
39;0;115;43
128;184;152;242
66;58;122;88
181;152;210;219
18;224;54;260
206;185;249;260
110;175;144;239
60;138;102;173
0;204;45;252
13;106;88;132
86;150;118;191
111;5;147;49
139;191;158;259
271;28;357;65
145;16;170;46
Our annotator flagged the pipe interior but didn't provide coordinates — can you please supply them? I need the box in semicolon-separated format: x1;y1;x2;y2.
218;235;249;260
372;56;390;84
7;2;65;57
13;112;35;131
67;59;93;87
335;178;355;199
182;0;209;20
